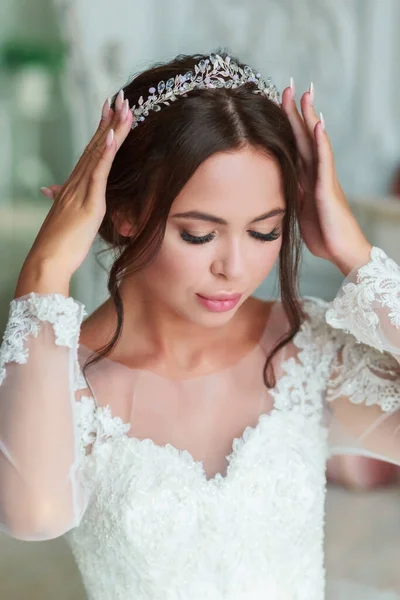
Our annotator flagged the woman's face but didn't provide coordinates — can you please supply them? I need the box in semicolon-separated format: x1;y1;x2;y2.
135;145;286;328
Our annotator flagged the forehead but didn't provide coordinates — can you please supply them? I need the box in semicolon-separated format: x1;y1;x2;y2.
171;146;285;216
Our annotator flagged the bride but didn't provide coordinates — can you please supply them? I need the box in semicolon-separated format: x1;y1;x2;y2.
0;50;399;599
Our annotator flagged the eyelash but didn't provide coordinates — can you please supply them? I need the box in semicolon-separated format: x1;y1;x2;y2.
180;228;281;245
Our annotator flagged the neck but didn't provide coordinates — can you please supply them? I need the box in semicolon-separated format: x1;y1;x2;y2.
104;279;247;371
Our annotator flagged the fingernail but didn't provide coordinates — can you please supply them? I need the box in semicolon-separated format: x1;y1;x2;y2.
290;77;295;95
309;81;314;104
120;99;129;121
40;186;52;198
101;97;111;119
320;112;325;130
115;89;124;111
106;128;115;147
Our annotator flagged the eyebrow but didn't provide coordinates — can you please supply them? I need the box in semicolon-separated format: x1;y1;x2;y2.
171;208;286;225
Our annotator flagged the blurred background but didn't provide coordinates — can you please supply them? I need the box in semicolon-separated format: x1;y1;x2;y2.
0;0;400;598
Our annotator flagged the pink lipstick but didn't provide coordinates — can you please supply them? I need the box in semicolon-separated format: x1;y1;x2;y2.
196;293;242;313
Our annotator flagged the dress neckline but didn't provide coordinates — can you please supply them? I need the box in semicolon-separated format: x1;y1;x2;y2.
75;299;313;485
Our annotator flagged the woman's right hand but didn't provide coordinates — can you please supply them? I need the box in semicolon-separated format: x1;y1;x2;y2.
23;90;133;281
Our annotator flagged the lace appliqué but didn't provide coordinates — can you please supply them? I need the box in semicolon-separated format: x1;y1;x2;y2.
271;297;337;417
326;339;400;412
74;395;131;457
325;246;400;352
0;292;87;385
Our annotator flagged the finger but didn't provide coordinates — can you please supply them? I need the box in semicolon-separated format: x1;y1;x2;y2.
94;90;123;139
98;95;131;150
62;102;115;192
40;184;63;200
70;91;122;178
85;102;134;207
99;97;113;131
281;84;314;167
63;91;131;200
93;89;124;144
299;85;320;143
78;91;126;173
40;187;56;199
85;128;119;206
80;97;115;159
112;99;134;149
66;93;123;188
314;115;336;185
83;98;133;178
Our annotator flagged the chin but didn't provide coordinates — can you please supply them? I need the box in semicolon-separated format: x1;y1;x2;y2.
198;312;237;327
169;303;233;330
194;301;243;328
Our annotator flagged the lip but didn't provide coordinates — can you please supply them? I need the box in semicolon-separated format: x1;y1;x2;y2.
198;293;242;302
196;293;242;313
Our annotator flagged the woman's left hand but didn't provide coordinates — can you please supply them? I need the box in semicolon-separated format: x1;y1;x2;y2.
281;81;372;276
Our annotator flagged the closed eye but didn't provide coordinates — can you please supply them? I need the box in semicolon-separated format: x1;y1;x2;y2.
249;228;281;242
180;228;281;245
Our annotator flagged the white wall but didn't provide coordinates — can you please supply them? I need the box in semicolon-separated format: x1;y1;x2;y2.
53;0;400;309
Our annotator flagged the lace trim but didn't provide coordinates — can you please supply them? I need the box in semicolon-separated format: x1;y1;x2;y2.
74;362;90;393
0;292;87;385
271;297;337;416
284;295;400;414
326;341;400;412
74;395;131;457
325;246;400;351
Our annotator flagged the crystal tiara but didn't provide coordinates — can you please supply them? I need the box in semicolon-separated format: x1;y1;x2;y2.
130;53;281;129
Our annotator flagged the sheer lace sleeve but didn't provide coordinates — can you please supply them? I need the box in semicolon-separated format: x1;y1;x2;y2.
0;292;92;540
326;246;400;361
323;247;400;464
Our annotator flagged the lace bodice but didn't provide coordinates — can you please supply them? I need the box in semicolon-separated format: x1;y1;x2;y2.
0;246;400;599
69;402;329;599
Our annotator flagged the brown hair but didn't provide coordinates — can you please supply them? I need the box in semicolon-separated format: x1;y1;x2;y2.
82;50;306;388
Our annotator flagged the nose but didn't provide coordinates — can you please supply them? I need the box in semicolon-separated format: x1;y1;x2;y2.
210;239;246;281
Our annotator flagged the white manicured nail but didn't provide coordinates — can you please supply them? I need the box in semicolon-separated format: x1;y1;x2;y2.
40;186;52;198
320;112;325;130
120;99;129;121
290;77;295;95
101;97;111;119
115;89;124;111
309;81;314;104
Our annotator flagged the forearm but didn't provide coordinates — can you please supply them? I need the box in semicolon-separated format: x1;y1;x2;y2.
0;287;88;540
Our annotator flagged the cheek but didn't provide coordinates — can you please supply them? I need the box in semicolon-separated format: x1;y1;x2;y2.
143;233;282;291
249;239;282;282
146;236;209;286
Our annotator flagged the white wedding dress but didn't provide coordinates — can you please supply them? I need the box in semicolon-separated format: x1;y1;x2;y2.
0;246;400;600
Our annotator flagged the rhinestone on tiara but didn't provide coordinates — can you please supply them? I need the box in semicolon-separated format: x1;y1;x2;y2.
130;54;280;129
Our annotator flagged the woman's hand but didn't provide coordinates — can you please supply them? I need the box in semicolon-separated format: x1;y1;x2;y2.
25;90;133;281
281;81;372;276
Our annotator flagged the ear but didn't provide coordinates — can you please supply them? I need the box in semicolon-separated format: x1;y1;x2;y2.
111;210;136;237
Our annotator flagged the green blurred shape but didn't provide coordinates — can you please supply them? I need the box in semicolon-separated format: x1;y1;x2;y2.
0;38;68;72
